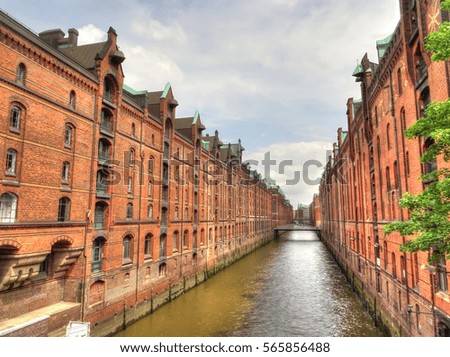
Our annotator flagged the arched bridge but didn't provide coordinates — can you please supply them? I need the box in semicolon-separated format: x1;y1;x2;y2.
274;224;320;237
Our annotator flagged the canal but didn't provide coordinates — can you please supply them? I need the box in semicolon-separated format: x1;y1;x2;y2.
115;231;381;337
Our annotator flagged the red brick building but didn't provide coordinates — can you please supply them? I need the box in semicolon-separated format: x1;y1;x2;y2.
314;0;450;336
0;11;292;336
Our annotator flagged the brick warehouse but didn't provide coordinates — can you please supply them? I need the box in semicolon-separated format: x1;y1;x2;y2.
0;11;292;337
313;0;450;336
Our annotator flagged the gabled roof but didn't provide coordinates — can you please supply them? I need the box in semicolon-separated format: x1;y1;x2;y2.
59;42;108;70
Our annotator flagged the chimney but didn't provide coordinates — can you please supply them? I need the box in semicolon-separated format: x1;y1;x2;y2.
68;28;79;46
38;29;65;48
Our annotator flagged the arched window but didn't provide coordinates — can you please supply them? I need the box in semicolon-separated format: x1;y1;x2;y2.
92;237;104;272
100;108;112;132
131;123;136;137
69;90;76;109
127;176;133;194
174;206;179;219
392;252;397;279
393;161;399;188
144;234;153;257
128;148;135;167
94;202;108;229
147;204;153;219
148;180;153;197
6;149;17;175
96;169;109;194
387;123;391;150
123;235;132;262
16;63;26;84
126;203;133;220
103;76;115;102
10;105;21;131
148;156;154;174
397;67;403;95
159;234;167;258
62;161;70;183
386;166;391;191
173;231;179;251
183;230;189;248
98;139;111;162
0;193;18;223
185;207;189;220
374;107;378;127
423;137;437;175
405;152;410;177
400;107;406;133
151;134;155;146
159;262;167;277
64;124;74;148
58;197;71;222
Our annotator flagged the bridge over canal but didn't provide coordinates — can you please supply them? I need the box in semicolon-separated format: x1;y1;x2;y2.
274;224;320;237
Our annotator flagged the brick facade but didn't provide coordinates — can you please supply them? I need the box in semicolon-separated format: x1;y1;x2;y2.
314;0;450;337
0;11;292;336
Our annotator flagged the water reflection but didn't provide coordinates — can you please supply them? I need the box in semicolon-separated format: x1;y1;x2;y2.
116;231;380;337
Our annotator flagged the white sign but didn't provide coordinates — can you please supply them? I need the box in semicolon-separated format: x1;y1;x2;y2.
66;321;90;337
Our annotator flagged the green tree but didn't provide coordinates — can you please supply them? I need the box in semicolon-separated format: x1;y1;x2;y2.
385;0;450;262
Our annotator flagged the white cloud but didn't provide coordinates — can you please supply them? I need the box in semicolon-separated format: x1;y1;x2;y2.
245;141;333;206
77;24;106;45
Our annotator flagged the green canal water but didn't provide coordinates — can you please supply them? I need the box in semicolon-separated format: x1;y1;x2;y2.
115;231;381;337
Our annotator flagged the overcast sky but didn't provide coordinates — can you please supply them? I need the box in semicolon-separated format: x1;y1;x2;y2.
2;0;400;207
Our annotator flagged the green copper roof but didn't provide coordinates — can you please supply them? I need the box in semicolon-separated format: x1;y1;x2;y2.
193;110;200;124
376;33;393;59
352;63;364;77
123;84;146;95
342;131;348;142
161;82;171;99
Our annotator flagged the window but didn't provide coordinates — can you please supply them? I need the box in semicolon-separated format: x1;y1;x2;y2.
131;123;136;137
173;231;179;251
148;180;153;197
123;235;132;262
185;207;189;220
64;125;73;148
58;197;71;222
0;193;18;223
405;152;410;176
424;137;437;175
148;157;154;174
62;161;70;183
386;166;391;191
183;230;189;248
151;134;155;146
128;149;135;167
387;123;391;150
159;262;167;277
392;252;397;279
16;63;26;84
96;169;109;194
438;255;448;292
98;139;111;162
6;149;17;175
100;109;112;132
174;207;179;219
160;234;167;258
69;90;76;109
128;176;133;194
10;106;21;131
126;203;133;220
92;238;104;273
144;234;153;257
397;67;403;95
94;202;107;229
103;77;114;102
148;204;153;219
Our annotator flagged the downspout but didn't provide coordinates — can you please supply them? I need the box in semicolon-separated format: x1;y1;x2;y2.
389;68;412;335
81;89;99;322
